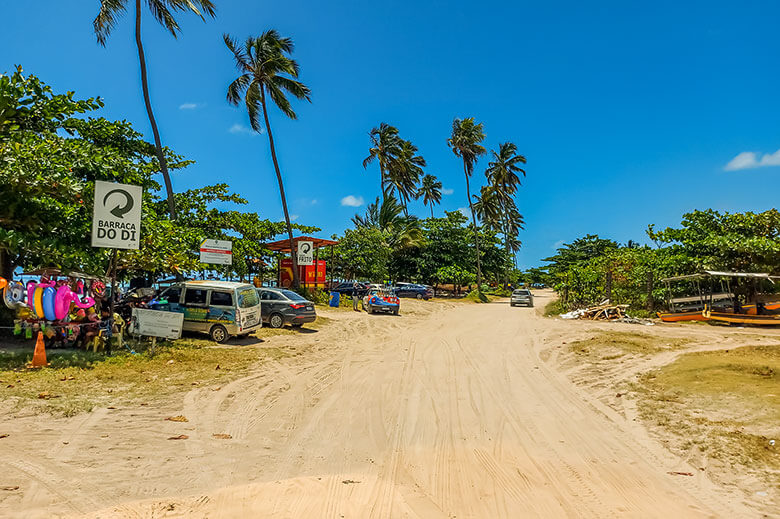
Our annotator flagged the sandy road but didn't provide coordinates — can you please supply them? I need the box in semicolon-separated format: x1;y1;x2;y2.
1;297;752;518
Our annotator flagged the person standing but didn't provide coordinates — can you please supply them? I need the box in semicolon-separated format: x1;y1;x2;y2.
352;281;361;311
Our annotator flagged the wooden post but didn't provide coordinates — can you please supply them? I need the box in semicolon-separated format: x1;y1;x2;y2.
107;249;117;355
605;270;613;303
329;245;335;289
276;256;281;288
314;246;320;291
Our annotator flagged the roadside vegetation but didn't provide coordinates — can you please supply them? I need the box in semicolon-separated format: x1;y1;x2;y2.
634;345;780;496
531;210;779;314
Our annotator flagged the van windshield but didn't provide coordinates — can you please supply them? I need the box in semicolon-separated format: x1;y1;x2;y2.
237;287;260;308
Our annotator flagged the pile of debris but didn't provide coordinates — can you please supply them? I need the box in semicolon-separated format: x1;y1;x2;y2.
560;300;629;320
560;300;655;325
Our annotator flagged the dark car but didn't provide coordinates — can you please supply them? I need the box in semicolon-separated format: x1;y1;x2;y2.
394;284;433;300
330;282;369;297
256;287;317;328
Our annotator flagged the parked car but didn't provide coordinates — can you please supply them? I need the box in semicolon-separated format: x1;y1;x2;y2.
330;282;369;298
362;288;400;315
394;283;434;300
256;287;317;328
510;289;534;307
156;281;262;342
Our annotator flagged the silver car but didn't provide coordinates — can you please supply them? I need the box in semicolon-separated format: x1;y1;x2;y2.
510;289;534;307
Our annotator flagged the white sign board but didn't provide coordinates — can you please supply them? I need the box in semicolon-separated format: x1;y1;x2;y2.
297;240;314;266
200;239;233;265
130;308;184;340
91;180;142;249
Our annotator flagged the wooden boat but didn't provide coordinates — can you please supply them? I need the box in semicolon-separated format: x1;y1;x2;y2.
657;310;708;322
703;308;780;326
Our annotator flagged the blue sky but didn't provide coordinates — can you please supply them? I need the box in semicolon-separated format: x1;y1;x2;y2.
2;1;779;269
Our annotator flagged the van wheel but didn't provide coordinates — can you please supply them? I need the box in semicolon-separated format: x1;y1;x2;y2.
210;325;229;343
269;313;285;329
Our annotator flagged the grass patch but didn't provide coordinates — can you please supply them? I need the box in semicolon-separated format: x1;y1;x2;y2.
635;345;780;491
0;337;289;416
569;331;690;357
464;290;491;303
544;299;566;316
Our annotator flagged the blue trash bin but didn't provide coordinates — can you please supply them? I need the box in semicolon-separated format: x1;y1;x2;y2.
329;291;340;307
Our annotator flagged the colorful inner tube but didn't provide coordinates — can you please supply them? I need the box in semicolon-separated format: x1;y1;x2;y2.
42;286;57;321
33;286;45;319
3;281;25;309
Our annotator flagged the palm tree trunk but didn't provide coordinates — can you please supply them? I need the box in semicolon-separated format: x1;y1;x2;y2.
260;88;300;289
135;0;176;220
430;204;434;219
503;214;511;288
463;162;482;294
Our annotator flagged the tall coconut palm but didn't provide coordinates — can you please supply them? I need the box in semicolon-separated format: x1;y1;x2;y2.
447;117;486;293
363;123;402;196
417;174;443;218
486;142;527;286
93;0;216;220
224;30;311;288
387;140;426;215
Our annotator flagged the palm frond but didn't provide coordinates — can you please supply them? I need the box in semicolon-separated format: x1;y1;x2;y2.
93;0;127;46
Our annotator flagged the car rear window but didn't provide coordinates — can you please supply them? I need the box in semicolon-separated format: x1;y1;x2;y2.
280;289;307;301
513;290;531;295
237;287;260;308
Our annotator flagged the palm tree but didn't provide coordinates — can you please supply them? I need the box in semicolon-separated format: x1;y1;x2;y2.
352;196;423;250
363;123;402;196
224;30;311;288
486;142;527;286
93;0;216;220
417;174;443;218
447;117;486;293
387;140;426;215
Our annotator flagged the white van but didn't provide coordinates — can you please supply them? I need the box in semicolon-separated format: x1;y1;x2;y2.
158;281;262;342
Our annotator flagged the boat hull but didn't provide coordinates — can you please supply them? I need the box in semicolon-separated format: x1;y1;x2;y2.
657;311;708;322
704;310;780;326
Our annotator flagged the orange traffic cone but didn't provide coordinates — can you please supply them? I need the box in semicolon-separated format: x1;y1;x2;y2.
31;332;48;368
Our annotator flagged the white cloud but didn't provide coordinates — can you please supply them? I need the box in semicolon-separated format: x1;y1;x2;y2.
458;207;470;217
441;187;454;195
290;214;299;221
229;123;259;135
341;195;364;207
311;199;319;205
552;239;565;250
179;102;200;110
724;149;780;171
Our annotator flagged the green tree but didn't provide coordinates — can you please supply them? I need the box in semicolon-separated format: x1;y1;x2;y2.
93;0;216;220
448;117;487;293
647;209;780;274
331;227;390;282
417;174;443;218
224;30;312;289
